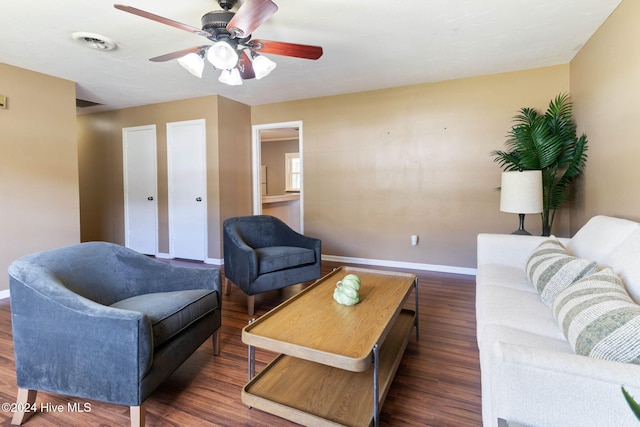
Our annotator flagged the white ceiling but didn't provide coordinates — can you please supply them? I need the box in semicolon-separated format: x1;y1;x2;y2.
0;0;622;114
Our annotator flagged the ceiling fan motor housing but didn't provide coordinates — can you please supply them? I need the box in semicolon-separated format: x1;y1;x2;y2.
202;10;235;39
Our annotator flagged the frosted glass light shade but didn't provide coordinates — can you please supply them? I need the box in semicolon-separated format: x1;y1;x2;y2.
500;170;543;214
206;41;238;70
218;68;243;86
252;55;276;79
177;53;204;78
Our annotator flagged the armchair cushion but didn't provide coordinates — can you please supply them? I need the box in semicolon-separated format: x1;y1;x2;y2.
111;289;218;348
256;246;316;274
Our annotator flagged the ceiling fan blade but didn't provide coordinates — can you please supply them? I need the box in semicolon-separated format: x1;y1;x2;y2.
149;46;205;62
237;51;256;79
250;40;323;60
114;4;210;37
226;0;278;38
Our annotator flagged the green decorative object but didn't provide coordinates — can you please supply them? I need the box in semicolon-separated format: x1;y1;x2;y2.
333;274;361;306
491;93;589;236
622;386;640;421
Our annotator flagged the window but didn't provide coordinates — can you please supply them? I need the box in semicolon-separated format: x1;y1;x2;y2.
285;152;301;192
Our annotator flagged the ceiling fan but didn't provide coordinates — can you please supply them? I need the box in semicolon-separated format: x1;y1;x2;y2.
114;0;323;85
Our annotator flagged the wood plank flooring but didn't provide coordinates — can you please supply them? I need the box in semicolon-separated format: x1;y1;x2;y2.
0;261;481;426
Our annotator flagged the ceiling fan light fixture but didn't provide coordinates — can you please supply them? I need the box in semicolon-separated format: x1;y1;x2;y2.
218;68;243;86
206;41;239;70
177;52;205;78
252;54;276;79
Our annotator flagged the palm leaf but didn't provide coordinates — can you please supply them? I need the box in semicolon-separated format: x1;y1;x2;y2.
622;386;640;421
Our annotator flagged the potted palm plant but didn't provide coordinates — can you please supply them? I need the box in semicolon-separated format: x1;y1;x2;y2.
491;93;589;236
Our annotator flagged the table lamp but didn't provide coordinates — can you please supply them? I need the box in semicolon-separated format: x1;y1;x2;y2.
500;170;543;235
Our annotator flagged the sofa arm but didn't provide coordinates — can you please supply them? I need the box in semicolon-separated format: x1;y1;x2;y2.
490;341;640;427
10;276;154;406
477;233;569;269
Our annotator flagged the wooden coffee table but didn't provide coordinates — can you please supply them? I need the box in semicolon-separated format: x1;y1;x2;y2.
241;266;418;426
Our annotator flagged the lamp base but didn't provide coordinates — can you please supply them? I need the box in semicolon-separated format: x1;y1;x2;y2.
511;213;532;235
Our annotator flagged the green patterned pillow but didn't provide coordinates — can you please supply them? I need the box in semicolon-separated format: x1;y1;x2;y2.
525;238;597;306
552;268;640;364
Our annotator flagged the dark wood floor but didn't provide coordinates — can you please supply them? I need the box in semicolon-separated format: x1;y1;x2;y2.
0;261;481;426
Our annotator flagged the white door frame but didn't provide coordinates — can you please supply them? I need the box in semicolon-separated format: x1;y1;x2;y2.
252;120;304;233
122;124;158;255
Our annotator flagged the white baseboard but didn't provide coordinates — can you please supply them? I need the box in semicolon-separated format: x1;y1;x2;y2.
321;254;476;276
0;289;9;300
155;252;172;259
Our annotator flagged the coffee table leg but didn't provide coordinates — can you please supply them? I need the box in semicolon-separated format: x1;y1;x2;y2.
373;343;380;427
248;344;255;380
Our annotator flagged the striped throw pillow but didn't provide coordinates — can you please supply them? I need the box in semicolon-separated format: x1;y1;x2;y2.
525;238;597;306
552;268;640;364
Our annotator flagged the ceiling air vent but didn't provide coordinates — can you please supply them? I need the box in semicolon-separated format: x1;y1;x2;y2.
71;32;117;51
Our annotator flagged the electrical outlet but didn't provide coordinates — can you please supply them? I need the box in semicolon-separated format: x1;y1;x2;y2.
411;235;419;246
0;95;6;110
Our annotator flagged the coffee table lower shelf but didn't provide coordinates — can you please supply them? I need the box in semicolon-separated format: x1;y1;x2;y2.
242;309;416;426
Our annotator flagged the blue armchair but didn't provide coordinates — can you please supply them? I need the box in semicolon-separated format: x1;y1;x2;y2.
8;242;221;426
223;215;322;316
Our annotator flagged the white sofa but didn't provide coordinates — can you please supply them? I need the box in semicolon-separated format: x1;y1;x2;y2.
477;215;640;427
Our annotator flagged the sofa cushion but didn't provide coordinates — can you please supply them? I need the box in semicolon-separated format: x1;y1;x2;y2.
566;215;639;263
525;238;597;306
255;246;316;274
111;289;218;347
553;268;640;364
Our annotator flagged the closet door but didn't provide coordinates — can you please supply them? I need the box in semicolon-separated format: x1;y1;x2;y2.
123;125;158;255
167;119;207;261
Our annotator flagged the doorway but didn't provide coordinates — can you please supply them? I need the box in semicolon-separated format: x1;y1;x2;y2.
252;121;304;233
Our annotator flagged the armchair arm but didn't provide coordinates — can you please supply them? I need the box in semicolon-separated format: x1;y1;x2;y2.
223;227;259;285
273;221;321;252
126;259;222;306
9;272;154;406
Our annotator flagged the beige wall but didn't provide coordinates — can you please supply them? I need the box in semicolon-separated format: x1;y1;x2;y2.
253;65;570;268
570;0;640;231
217;96;253;256
0;63;79;291
77;95;251;261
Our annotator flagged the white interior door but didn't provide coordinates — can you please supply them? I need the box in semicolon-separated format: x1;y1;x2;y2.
167;119;207;261
123;125;158;255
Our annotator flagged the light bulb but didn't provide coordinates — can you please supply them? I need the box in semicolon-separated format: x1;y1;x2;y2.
206;41;239;70
177;53;204;78
252;55;276;79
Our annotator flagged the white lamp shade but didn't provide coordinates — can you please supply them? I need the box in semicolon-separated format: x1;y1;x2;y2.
177;53;204;78
206;41;239;70
218;68;243;86
252;54;276;79
500;170;543;214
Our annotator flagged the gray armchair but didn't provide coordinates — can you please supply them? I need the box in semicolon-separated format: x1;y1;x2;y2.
223;215;321;316
8;242;221;427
